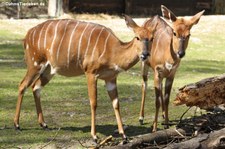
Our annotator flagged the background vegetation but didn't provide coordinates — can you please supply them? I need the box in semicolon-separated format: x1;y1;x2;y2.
0;15;224;148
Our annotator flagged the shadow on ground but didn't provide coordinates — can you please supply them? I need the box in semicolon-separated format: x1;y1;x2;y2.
60;124;151;138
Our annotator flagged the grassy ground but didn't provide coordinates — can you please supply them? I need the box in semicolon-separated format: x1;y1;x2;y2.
0;15;225;148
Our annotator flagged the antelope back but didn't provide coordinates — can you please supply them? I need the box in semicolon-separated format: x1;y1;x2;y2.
24;19;119;76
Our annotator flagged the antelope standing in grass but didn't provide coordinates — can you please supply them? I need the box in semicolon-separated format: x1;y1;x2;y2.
14;15;156;141
139;5;204;132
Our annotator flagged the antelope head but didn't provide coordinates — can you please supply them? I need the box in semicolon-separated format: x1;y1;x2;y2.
124;15;156;61
161;5;205;59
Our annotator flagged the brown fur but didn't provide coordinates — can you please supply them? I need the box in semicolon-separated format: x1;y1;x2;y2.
139;5;204;132
14;15;156;140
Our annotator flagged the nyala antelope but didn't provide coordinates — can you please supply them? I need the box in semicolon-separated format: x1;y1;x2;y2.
139;5;204;132
14;15;156;141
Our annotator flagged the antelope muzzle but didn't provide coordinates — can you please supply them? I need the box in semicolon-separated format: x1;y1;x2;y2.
140;39;150;61
177;38;186;58
140;51;150;61
177;50;185;58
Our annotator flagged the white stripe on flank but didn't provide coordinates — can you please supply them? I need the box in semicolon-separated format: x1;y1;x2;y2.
26;44;29;50
29;29;34;46
84;25;97;57
67;21;80;66
38;22;47;50
32;28;37;47
44;21;54;49
91;27;104;61
77;22;90;65
50;20;62;55
99;32;111;59
56;20;71;61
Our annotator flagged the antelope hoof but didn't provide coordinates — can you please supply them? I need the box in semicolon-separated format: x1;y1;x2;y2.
139;117;144;125
152;129;156;133
119;134;128;145
40;123;48;130
151;126;157;133
139;119;144;125
92;135;99;143
14;124;21;131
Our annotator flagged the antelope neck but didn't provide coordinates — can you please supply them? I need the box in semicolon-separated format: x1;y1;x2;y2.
114;38;139;71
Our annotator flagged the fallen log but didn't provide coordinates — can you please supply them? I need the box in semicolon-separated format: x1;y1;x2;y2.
107;128;188;149
164;133;208;149
174;74;225;110
165;128;225;149
106;127;225;149
104;110;225;148
201;127;225;149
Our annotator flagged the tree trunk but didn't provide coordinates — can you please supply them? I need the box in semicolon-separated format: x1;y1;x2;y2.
48;0;64;18
174;74;225;110
63;0;69;13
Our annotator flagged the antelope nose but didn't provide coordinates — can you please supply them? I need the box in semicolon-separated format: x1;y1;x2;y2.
140;52;150;61
178;50;185;58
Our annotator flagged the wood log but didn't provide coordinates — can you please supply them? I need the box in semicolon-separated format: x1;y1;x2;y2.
107;128;187;149
165;128;225;149
164;133;208;149
201;127;225;148
105;116;225;148
174;74;225;110
107;128;225;149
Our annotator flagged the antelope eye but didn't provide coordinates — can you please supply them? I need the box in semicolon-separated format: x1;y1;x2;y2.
136;37;140;40
173;32;177;37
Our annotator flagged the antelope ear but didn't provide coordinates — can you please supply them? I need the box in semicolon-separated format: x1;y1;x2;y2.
150;21;158;35
124;14;139;31
190;10;205;25
146;16;158;32
161;5;177;22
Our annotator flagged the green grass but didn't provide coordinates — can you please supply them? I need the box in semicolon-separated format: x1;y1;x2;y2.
0;16;225;148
